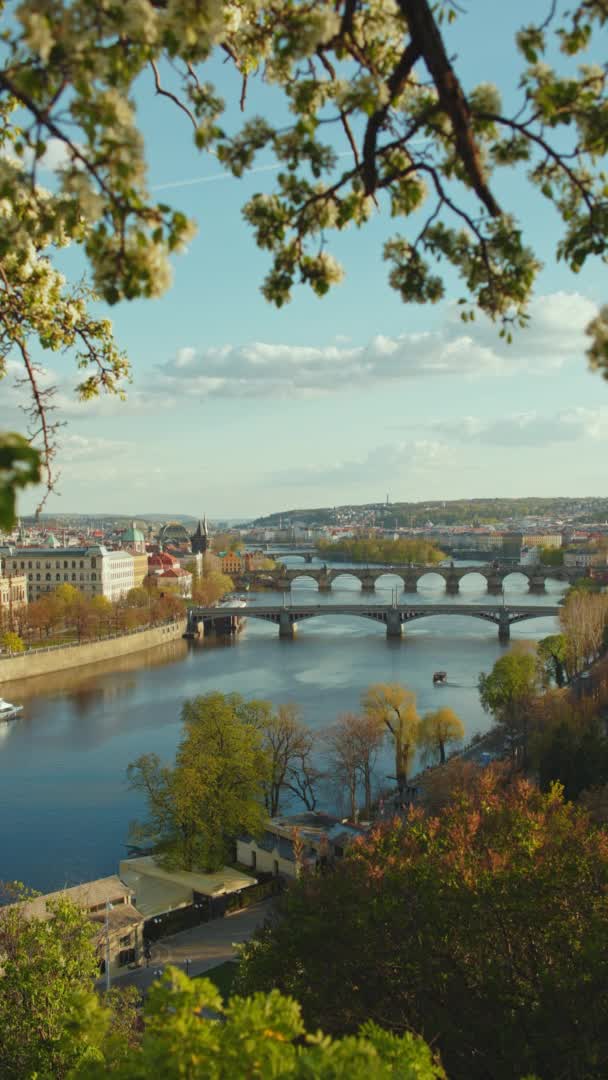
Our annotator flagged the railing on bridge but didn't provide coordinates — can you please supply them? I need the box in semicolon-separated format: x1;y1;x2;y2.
186;602;560;643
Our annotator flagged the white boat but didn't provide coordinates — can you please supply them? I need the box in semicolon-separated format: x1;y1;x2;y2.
0;698;23;722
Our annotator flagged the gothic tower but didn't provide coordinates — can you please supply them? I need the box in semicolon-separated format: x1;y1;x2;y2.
191;514;209;555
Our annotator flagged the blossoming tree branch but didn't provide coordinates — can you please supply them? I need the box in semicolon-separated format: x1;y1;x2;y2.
0;0;607;521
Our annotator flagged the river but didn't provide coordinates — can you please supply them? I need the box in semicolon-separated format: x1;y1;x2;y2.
0;561;565;892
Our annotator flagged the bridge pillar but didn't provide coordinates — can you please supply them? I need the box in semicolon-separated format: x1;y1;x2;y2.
498;610;510;643
304;553;313;563
528;576;547;594
276;577;291;591
360;575;376;592
279;612;296;639
386;610;403;639
445;573;460;595
486;575;503;595
184;612;202;638
318;575;332;592
403;574;419;593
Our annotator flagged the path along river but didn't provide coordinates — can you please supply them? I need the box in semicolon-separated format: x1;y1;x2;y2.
0;561;566;892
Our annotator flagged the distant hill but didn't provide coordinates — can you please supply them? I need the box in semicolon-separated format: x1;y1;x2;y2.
251;497;608;529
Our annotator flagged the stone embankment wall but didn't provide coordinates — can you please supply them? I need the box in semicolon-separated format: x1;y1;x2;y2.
0;619;187;683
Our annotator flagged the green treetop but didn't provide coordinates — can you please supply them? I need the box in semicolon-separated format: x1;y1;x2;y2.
127;692;270;871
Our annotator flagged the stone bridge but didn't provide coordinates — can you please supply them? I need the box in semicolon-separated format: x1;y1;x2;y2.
186;602;560;643
243;563;576;595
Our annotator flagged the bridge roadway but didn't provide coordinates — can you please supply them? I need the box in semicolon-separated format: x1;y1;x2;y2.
244;562;576;593
186;602;561;642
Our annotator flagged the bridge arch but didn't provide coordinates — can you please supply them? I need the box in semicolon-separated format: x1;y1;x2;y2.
416;570;447;591
375;572;406;593
458;570;489;593
330;572;363;591
502;570;531;592
289;573;319;591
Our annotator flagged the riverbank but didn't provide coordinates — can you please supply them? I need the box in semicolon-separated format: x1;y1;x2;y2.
0;619;186;683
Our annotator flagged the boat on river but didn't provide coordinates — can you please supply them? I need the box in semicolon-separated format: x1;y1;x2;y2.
432;671;447;685
0;698;23;722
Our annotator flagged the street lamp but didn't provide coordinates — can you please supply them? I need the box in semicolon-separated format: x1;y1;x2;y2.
104;901;113;993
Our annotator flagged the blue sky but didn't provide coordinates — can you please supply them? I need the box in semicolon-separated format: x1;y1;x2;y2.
13;1;608;518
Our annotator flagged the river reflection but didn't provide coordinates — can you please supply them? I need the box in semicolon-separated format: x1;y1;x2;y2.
0;565;565;892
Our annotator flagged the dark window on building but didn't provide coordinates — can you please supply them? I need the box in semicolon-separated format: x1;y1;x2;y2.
80;560;84;568
36;574;40;581
334;845;344;858
119;934;131;947
91;558;96;568
56;574;61;581
273;859;279;876
64;561;68;568
45;573;51;581
251;851;257;870
119;948;136;967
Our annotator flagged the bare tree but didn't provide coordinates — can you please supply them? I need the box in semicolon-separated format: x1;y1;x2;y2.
325;713;362;820
261;704;316;817
283;741;323;812
561;591;608;675
324;712;384;820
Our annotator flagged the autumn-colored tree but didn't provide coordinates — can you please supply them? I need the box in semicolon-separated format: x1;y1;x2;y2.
418;707;465;765
1;631;25;654
128;693;269;871
418;758;484;816
239;772;608;1080
362;683;419;798
25;595;63;639
192;571;234;606
560;588;608;675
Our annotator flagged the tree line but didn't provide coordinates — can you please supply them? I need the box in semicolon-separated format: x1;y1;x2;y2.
1;569;235;653
316;537;445;566
127;689;466;872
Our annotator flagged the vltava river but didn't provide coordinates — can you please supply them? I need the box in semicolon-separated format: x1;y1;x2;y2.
0;564;565;892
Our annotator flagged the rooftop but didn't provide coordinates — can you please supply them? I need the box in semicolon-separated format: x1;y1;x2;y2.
14;875;134;921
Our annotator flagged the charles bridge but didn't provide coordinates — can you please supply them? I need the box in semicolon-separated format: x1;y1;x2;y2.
242;562;577;595
186;602;560;643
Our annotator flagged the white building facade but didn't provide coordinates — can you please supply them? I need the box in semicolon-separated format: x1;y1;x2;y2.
2;546;134;601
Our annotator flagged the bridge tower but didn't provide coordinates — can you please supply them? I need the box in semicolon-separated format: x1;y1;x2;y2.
445;570;460;595
191;515;209;555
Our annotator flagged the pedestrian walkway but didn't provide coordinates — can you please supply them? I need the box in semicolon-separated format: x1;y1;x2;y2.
104;900;274;994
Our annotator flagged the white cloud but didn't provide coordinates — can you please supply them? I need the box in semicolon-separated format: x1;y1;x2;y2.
153;292;598;402
432;406;608;448
273;440;448;488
